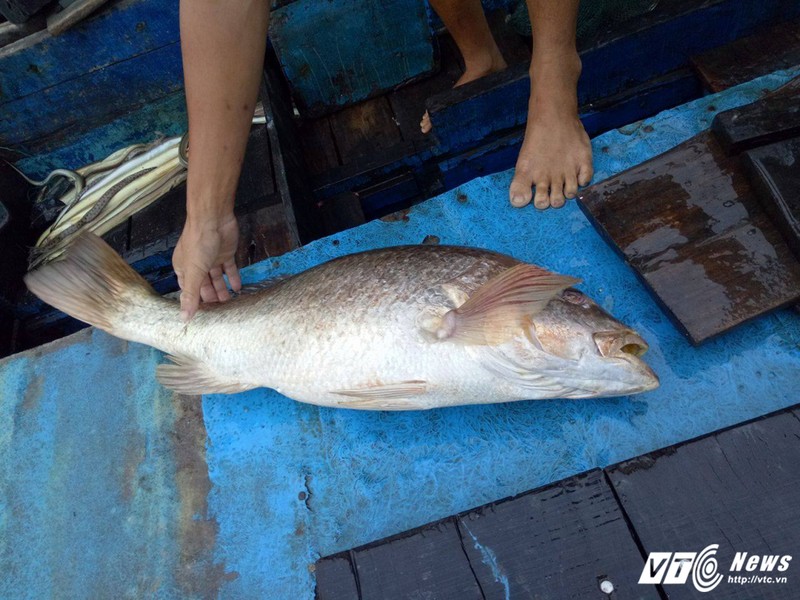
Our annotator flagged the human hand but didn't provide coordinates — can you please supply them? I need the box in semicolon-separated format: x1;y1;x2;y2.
173;213;242;322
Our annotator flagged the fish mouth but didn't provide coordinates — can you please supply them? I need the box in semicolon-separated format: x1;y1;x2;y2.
593;330;649;359
593;330;660;392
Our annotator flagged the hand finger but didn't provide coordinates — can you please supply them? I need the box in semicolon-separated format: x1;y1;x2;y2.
179;265;205;322
209;266;231;302
223;259;242;292
200;275;219;304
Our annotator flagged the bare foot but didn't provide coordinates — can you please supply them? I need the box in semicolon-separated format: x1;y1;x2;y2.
420;49;507;134
509;52;593;209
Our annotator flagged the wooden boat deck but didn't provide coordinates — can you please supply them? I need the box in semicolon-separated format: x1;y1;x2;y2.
315;405;800;599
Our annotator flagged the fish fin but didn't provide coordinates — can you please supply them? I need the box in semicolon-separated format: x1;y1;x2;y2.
332;380;427;410
156;354;257;395
436;264;580;345
24;233;156;333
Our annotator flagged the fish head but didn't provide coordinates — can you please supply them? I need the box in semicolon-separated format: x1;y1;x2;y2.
527;289;660;396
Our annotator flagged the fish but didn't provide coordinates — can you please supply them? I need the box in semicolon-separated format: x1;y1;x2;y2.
24;233;659;410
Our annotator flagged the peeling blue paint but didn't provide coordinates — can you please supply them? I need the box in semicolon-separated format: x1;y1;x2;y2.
462;523;510;600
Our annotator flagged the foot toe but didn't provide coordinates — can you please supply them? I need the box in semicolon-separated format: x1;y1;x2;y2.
564;173;579;199
550;180;566;209
420;111;432;134
509;168;534;207
533;182;550;210
578;162;594;187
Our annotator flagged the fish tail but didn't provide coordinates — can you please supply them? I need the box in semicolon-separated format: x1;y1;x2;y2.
24;233;157;333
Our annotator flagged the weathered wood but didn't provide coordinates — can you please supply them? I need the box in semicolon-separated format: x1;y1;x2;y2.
298;117;340;177
607;408;800;600
0;0;179;100
352;519;484;600
691;18;800;92
712;87;800;155
269;0;435;117
744;137;800;260
0;41;183;149
328;96;404;167
314;553;360;600
457;470;659;600
387;33;462;146
0;0;50;24
577;130;800;345
46;0;110;36
0;14;45;46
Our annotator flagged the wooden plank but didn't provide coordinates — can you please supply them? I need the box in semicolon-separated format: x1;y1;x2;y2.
607;408;800;600
298;117;340;177
743;137;800;259
0;15;45;46
314;553;360;600
47;0;111;36
457;469;659;600
691;18;800;93
387;33;462;145
577;130;800;345
712;87;800;154
0;41;183;148
0;0;179;101
269;0;435;117
328;96;404;167
351;518;484;600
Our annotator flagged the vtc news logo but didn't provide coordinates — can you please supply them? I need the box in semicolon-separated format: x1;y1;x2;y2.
639;544;792;593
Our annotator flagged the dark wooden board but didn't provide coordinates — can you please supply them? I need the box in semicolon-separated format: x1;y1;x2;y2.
352;518;484;600
607;409;800;600
744;137;800;260
314;553;360;600
298;117;341;177
712;87;800;155
328;96;405;167
577;130;800;345
457;469;659;600
691;18;800;93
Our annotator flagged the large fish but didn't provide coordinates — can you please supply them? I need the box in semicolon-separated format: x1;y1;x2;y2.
25;234;658;409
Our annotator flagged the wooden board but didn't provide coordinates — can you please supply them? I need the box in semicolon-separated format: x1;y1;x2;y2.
691;18;800;93
352;519;485;600
317;406;800;600
744;137;800;260
457;470;659;600
607;409;800;600
314;554;360;600
712;87;800;155
328;96;405;166
269;0;435;117
315;470;660;599
577;130;800;345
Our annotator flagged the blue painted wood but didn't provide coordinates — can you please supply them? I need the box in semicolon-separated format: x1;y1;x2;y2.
270;0;435;116
427;0;800;156
1;41;183;149
15;91;187;179
0;0;179;102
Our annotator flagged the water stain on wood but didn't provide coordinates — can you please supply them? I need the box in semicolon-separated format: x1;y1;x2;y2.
578;130;800;345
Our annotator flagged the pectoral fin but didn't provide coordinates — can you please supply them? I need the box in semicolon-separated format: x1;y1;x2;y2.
332;380;427;410
436;264;580;345
156;354;256;395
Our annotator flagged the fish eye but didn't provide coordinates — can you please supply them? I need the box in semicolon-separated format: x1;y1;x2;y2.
562;290;588;306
